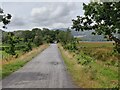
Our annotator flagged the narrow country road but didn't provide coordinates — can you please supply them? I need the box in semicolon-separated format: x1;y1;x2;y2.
2;44;76;88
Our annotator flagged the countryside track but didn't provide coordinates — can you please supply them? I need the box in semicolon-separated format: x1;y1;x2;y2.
2;44;76;88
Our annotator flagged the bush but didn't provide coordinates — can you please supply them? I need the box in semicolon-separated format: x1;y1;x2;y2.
5;45;16;55
2;46;9;51
76;52;93;65
64;43;77;52
22;42;32;52
15;45;26;50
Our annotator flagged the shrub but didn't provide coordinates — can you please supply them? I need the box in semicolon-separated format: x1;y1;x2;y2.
22;42;32;52
5;45;16;55
15;45;26;50
76;52;93;65
64;43;77;52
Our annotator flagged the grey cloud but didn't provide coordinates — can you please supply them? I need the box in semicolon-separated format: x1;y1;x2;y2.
5;2;84;30
30;2;83;28
9;16;26;27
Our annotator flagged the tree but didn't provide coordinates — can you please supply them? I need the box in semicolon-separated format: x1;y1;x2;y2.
58;29;74;44
0;8;12;28
21;30;33;42
5;32;16;55
54;30;60;42
2;31;9;44
72;1;120;52
34;35;43;46
33;30;43;46
23;39;32;52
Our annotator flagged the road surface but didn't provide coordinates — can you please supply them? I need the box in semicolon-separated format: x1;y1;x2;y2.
2;44;76;88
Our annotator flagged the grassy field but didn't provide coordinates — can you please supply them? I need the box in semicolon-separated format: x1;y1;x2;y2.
78;41;114;47
58;42;119;88
77;42;119;65
0;44;49;79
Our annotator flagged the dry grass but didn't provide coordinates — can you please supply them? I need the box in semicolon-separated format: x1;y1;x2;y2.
79;41;114;47
58;44;93;87
78;42;119;64
58;43;118;88
1;44;48;65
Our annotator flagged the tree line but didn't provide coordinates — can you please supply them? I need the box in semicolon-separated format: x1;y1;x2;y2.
2;28;76;56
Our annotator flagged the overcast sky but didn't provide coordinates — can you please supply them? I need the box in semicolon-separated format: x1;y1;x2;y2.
1;1;90;31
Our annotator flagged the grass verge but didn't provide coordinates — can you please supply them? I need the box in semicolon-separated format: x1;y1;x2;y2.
1;44;49;79
58;44;118;88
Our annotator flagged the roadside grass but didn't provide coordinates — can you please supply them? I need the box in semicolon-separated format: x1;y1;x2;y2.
1;51;13;60
1;43;37;60
58;43;119;88
0;45;23;60
1;44;49;79
2;60;26;79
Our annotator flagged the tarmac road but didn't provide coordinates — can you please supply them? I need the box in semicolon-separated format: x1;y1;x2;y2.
2;44;76;88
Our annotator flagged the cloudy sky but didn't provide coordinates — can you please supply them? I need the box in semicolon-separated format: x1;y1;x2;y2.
1;0;90;31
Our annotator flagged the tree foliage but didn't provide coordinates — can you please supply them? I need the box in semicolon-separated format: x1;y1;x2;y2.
0;8;12;28
72;1;120;52
58;28;77;51
33;30;43;46
2;28;77;55
5;32;16;55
